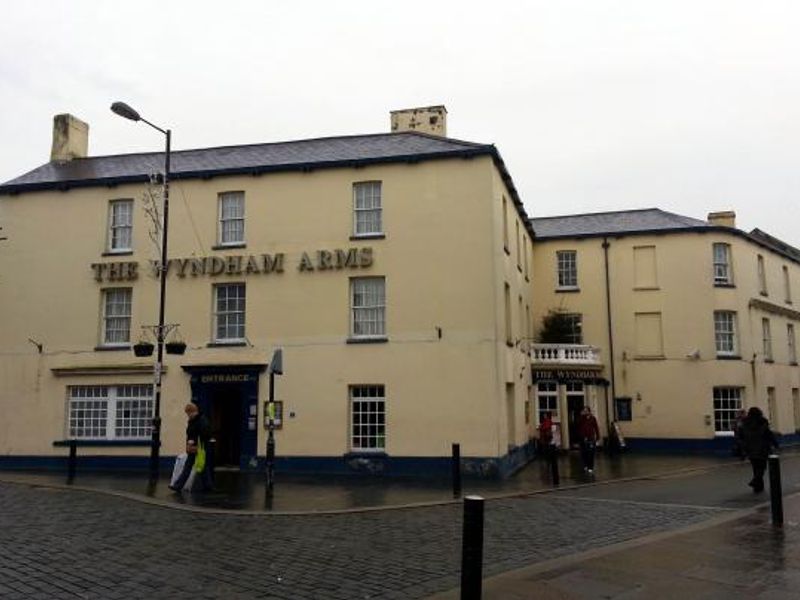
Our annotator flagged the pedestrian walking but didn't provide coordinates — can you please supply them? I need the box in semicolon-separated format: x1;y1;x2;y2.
169;402;213;492
740;406;778;493
538;412;559;474
577;406;601;474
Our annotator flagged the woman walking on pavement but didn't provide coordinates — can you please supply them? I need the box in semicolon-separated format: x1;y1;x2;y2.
577;406;601;474
740;406;779;493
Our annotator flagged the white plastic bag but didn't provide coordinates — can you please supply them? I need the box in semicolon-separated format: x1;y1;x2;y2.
170;452;196;490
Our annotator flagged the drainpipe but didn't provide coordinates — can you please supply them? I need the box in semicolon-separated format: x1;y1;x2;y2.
602;237;616;432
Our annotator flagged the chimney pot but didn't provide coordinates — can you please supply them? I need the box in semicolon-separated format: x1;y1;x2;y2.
51;114;89;162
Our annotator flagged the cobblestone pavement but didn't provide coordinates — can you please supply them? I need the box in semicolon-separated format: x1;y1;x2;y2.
0;482;723;599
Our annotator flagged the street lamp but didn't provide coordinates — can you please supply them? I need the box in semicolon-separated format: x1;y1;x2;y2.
266;348;283;489
111;101;171;484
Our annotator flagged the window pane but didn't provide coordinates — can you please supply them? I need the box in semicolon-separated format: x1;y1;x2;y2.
109;200;133;250
354;182;382;235
351;278;385;337
215;284;245;340
350;385;385;451
104;289;131;344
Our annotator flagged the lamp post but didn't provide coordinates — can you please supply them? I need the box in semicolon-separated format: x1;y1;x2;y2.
111;101;171;484
266;348;283;489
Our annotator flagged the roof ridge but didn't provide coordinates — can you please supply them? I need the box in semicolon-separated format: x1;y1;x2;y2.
64;131;489;163
531;207;661;221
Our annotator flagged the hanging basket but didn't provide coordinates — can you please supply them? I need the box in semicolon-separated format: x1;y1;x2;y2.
133;341;155;357
165;341;187;355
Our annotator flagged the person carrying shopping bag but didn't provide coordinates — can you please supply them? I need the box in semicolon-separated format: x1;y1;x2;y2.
169;402;213;492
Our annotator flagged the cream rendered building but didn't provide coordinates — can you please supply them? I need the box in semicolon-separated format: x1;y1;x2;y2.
531;209;800;451
0;108;535;476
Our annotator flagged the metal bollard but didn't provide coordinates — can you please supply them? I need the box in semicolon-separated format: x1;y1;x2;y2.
67;439;77;483
460;495;484;600
550;449;560;486
452;443;462;498
769;454;783;527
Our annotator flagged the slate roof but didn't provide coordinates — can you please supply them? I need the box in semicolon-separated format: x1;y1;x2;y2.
0;131;493;194
531;208;711;239
749;228;800;263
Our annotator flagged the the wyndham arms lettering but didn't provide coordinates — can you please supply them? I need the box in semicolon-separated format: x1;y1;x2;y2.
91;247;373;282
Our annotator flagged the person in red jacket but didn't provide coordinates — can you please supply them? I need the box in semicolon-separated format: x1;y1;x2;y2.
577;406;601;474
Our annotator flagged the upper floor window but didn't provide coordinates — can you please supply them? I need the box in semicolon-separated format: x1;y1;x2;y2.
712;243;732;285
218;192;245;246
762;318;773;361
788;323;797;364
515;220;521;268
502;196;509;252
350;277;386;339
556;250;578;289
108;199;133;252
213;283;246;342
714;310;738;357
783;266;792;303
757;254;767;296
523;236;529;279
102;288;132;346
563;313;583;344
353;182;382;236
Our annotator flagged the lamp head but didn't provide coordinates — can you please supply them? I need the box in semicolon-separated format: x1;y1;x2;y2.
270;348;283;375
111;101;141;122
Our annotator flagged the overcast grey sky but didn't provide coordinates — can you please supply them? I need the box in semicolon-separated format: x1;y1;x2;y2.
1;1;798;245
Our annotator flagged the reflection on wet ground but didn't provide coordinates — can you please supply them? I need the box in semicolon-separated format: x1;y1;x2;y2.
0;451;732;512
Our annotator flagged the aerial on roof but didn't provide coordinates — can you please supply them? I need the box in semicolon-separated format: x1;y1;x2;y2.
0;131;492;195
531;208;710;239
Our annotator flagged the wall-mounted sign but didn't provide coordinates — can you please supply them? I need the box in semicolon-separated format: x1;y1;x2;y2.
199;373;253;384
91;247;373;283
263;401;283;429
533;369;605;382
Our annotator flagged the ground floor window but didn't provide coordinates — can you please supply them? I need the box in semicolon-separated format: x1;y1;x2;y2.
713;386;742;436
350;385;385;451
68;384;153;440
536;381;558;422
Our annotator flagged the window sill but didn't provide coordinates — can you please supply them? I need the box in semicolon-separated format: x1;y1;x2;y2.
716;354;742;360
94;344;132;352
633;286;660;291
555;287;580;293
714;282;736;288
349;233;385;241
714;432;735;438
347;336;388;344
207;341;248;348
53;439;152;447
102;250;133;257
212;243;246;250
634;355;666;361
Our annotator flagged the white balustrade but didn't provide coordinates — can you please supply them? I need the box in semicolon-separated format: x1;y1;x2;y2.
530;344;601;365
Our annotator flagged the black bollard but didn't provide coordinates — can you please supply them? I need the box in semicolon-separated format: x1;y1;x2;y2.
452;443;462;498
769;454;783;527
67;439;77;483
460;495;484;600
550;448;560;486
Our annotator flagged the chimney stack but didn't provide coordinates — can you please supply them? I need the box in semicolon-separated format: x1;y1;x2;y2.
390;105;447;136
51;114;89;162
707;211;736;228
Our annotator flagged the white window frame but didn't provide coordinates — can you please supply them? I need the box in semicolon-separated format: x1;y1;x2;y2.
789;323;797;364
762;318;773;361
350;277;386;339
536;381;559;423
783;266;792;304
102;288;132;346
712;243;732;285
556;250;578;289
353;181;382;237
68;384;153;440
107;199;133;253
213;283;246;343
350;385;386;452
713;387;742;436
714;310;738;357
218;191;245;246
758;254;767;295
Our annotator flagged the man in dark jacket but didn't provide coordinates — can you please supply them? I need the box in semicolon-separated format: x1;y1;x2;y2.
740;406;778;493
169;402;213;491
577;406;601;474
